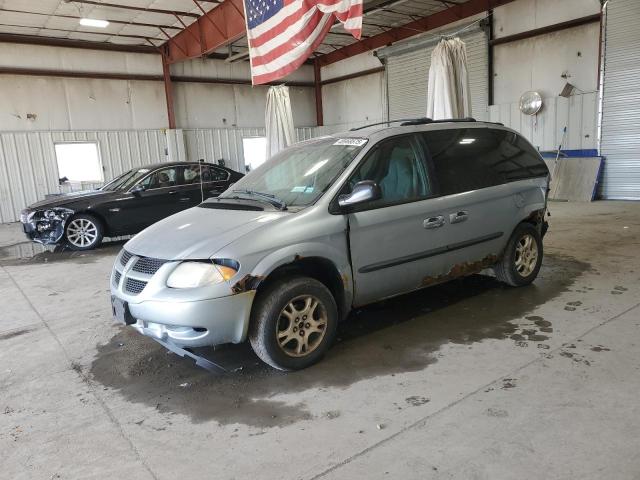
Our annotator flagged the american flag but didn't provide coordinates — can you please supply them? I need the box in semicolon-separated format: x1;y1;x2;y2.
244;0;363;85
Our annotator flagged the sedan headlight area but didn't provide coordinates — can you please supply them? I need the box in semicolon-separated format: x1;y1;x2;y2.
21;207;74;245
167;260;238;289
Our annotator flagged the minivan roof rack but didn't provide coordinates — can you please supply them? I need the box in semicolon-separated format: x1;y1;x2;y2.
349;117;478;131
400;117;476;126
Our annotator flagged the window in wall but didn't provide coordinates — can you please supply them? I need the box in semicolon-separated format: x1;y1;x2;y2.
243;137;267;172
54;142;104;183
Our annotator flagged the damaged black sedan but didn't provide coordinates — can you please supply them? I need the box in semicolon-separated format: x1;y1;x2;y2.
20;161;243;250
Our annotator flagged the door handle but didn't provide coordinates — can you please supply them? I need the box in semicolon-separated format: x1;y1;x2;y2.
178;197;190;202
449;211;469;224
168;190;177;195
423;215;445;229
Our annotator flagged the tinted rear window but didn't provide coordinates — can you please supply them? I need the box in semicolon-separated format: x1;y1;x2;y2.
422;128;548;195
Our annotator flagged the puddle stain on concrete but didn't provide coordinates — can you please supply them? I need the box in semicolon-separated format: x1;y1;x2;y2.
89;254;590;427
0;240;126;267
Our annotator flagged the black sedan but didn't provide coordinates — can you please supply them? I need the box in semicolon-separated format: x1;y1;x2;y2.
20;161;243;250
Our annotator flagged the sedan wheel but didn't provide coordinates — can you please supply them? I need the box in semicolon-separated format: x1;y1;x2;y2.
65;214;103;250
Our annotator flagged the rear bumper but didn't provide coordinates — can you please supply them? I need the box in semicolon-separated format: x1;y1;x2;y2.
115;291;255;348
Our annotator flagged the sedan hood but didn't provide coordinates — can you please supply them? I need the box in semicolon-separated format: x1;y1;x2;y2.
27;190;116;210
124;205;288;260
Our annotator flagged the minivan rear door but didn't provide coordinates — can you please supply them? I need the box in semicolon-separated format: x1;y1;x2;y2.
420;126;545;272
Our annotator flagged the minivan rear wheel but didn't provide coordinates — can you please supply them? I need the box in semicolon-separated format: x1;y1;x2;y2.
494;222;543;287
249;276;338;371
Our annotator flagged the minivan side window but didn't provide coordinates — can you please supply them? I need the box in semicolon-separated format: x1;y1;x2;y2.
349;135;431;208
422;128;548;196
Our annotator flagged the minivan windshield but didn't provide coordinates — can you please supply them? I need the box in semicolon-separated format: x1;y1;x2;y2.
217;137;367;208
100;168;151;191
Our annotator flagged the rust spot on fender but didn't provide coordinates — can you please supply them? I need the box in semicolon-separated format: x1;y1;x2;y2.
231;274;264;294
421;255;499;288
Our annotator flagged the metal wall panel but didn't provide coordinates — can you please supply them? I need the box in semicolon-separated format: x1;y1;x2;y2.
599;0;640;199
488;93;599;151
180;127;318;173
383;27;489;121
0;127;320;223
0;129;167;223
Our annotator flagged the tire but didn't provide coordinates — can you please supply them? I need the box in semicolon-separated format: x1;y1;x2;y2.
494;222;543;287
64;213;104;251
249;276;338;371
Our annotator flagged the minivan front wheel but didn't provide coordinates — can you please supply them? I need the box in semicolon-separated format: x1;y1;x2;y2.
494;222;543;287
249;276;338;371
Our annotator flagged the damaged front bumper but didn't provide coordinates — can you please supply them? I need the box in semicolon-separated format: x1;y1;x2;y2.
20;208;74;245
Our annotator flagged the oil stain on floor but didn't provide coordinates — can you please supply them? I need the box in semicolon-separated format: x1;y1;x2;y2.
90;254;590;428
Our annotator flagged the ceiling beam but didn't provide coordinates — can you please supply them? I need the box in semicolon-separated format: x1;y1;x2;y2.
0;8;182;31
317;0;517;66
0;32;158;53
164;0;246;63
0;23;158;42
65;1;200;18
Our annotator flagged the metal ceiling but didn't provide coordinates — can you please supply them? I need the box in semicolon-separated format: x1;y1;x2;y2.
0;0;456;55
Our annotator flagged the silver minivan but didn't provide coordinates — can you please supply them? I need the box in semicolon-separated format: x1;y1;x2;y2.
110;119;549;370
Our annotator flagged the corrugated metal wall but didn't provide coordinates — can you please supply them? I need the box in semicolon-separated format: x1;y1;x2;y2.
383;27;489;121
599;0;640;199
0;129;167;223
488;92;598;151
0;127;319;223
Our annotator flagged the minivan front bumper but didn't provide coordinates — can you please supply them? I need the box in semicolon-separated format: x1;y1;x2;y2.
110;249;255;349
120;292;255;347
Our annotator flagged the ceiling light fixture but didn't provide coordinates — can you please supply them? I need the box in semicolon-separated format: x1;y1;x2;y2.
79;18;109;28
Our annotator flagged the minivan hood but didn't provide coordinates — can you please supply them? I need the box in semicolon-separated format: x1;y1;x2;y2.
124;205;288;260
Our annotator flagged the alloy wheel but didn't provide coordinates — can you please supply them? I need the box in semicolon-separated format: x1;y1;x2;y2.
276;295;328;357
514;233;538;277
66;218;98;248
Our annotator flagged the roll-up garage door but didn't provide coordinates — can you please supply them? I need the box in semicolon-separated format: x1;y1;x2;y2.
380;26;489;121
599;0;640;199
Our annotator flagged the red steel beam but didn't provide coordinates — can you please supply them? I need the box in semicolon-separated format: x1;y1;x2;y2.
164;0;246;63
162;49;177;129
317;0;517;66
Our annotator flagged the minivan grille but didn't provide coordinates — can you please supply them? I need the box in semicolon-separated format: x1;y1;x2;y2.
125;278;147;295
132;257;166;275
120;250;132;266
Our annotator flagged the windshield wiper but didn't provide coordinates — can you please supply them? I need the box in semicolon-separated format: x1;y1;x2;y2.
231;189;287;210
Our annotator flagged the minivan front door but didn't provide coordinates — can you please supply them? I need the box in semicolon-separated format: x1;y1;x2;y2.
344;135;453;306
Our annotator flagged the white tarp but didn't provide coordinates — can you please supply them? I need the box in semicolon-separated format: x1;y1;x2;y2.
265;85;296;158
426;38;472;119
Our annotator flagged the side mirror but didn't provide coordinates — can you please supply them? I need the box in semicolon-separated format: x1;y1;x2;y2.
338;180;382;209
130;184;147;195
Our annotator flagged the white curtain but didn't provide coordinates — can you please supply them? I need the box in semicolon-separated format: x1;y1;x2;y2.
426;38;472;120
265;85;296;158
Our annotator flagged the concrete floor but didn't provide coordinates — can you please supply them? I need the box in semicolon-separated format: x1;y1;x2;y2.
1;201;639;479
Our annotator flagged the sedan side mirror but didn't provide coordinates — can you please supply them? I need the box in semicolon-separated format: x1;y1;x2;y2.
338;180;382;208
130;184;147;195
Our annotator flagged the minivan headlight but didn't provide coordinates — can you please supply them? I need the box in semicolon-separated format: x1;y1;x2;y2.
167;261;238;289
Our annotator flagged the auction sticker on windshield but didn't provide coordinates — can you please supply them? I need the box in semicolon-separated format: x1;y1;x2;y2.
333;138;367;147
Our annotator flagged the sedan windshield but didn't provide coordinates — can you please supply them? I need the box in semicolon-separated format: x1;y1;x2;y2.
100;168;151;192
218;137;367;208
